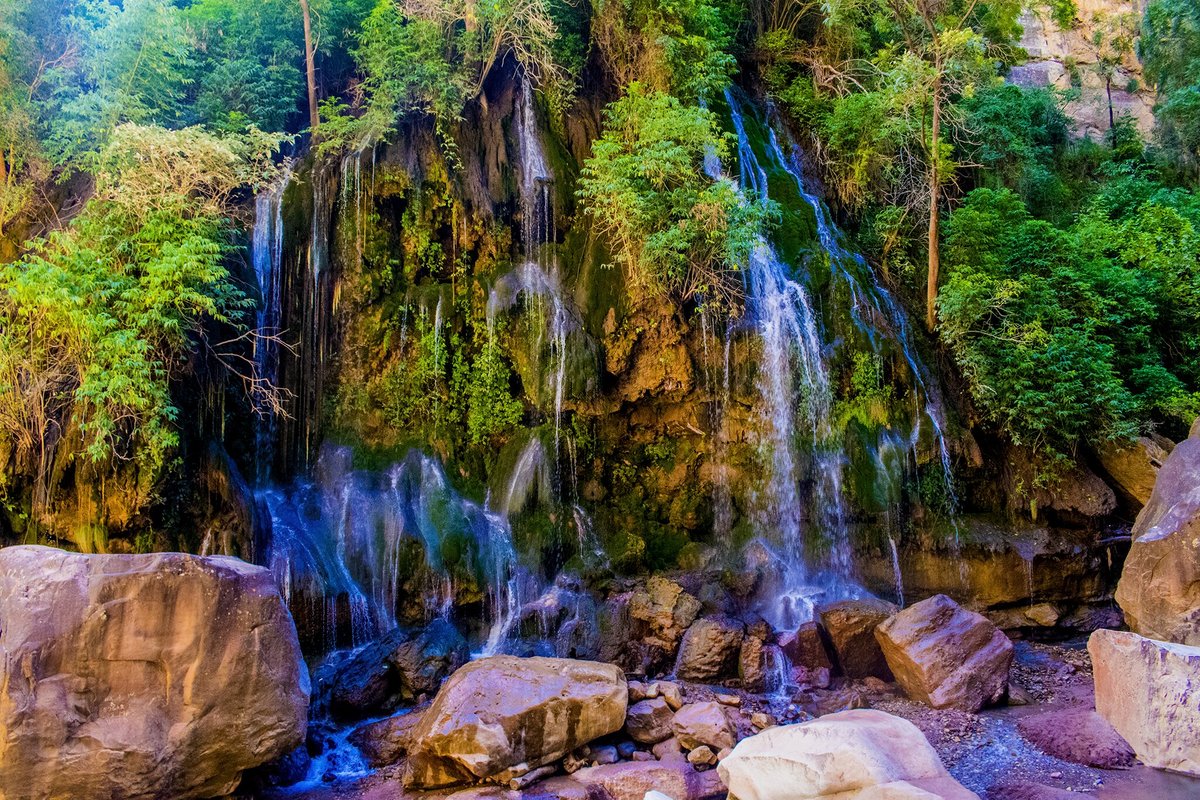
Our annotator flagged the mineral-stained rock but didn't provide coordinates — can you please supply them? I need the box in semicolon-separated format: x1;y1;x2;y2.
717;709;980;800
671;701;737;752
571;760;725;800
739;635;768;691
0;545;309;800
818;598;898;680
1115;426;1200;644
625;697;674;745
1016;709;1134;769
675;615;745;681
1090;628;1200;776
348;705;427;768
875;594;1013;712
403;655;627;789
600;578;702;675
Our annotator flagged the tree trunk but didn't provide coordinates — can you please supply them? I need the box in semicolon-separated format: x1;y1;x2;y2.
926;76;942;333
1107;76;1116;148
299;0;319;134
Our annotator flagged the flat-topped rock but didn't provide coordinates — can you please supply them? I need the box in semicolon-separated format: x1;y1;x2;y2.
403;655;627;789
1090;629;1200;776
718;709;979;799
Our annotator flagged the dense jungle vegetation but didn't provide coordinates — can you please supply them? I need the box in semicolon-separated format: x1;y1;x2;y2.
0;0;1198;544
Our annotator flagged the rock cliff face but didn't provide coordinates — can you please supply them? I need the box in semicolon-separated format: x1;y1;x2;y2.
1115;421;1200;644
0;546;309;800
1010;0;1155;141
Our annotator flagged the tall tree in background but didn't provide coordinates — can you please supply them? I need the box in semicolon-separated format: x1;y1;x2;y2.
300;0;320;133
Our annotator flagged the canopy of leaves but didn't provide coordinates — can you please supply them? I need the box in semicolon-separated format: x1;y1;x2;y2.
939;181;1200;458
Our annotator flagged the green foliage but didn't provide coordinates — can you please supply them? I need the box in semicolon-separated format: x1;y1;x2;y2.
591;0;739;100
0;125;284;490
939;184;1200;457
186;0;306;132
578;84;773;311
325;0;577;155
1141;0;1200;175
467;333;524;444
47;0;197;164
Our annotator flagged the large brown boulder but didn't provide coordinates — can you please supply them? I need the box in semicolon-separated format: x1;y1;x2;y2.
818;598;898;680
1090;629;1200;776
675;615;744;681
0;545;309;800
348;706;427;768
717;709;979;800
403;655;627;789
875;594;1012;712
1115;424;1200;644
1095;436;1171;507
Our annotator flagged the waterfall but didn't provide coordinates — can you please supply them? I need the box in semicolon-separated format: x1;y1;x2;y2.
259;445;531;656
768;116;958;517
721;90;855;628
251;168;291;485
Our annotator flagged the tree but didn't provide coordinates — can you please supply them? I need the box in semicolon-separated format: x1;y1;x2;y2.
0;124;286;535
1087;7;1138;149
299;0;320;132
1140;0;1200;176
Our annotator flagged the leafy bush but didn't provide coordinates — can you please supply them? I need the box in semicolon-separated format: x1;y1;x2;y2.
577;84;773;311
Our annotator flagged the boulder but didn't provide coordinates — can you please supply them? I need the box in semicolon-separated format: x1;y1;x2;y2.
671;701;737;752
1095;436;1171;507
348;706;427;768
600;578;702;675
403;655;627;788
778;621;833;670
326;620;468;718
875;594;1013;712
717;709;979;800
1115;426;1200;644
1015;709;1134;769
625;697;675;745
0;546;309;800
818;598;898;680
571;760;725;800
1090;629;1200;776
675;615;744;681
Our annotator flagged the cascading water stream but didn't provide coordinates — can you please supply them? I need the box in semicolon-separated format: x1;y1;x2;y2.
251;168;291;484
721;90;856;628
767;113;959;520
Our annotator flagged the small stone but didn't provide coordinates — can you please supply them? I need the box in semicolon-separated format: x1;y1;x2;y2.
628;680;651;702
715;694;741;706
1050;771;1063;779
687;745;717;767
616;741;637;760
750;712;776;730
654;681;684;711
591;745;619;766
651;736;686;763
625;697;674;745
630;750;655;762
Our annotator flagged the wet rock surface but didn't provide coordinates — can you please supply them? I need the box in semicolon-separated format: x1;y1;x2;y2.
876;594;1013;712
0;545;309;800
